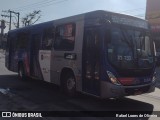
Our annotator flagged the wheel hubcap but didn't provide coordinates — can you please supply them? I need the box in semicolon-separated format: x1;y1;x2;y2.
67;78;75;90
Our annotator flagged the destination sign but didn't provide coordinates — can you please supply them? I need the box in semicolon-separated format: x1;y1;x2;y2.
111;15;148;29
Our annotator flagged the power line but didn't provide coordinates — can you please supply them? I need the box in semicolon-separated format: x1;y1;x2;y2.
13;0;54;11
120;7;146;13
0;0;68;30
13;0;68;12
134;14;145;18
114;7;146;19
32;0;68;10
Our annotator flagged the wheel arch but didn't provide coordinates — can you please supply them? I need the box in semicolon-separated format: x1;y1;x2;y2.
60;67;76;84
60;67;77;96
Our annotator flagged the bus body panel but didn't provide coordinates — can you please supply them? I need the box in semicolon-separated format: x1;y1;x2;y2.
50;16;85;92
39;50;51;82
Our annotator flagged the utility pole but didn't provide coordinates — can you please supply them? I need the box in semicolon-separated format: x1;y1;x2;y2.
8;10;20;29
1;10;20;30
0;20;6;34
9;10;11;30
0;20;6;48
1;13;10;31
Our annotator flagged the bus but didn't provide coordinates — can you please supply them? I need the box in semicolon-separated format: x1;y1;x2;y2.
5;10;156;98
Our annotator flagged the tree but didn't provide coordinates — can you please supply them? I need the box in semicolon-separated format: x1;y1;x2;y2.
21;10;41;26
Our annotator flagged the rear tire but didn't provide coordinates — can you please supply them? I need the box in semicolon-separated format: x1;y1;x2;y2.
62;72;76;97
18;63;26;80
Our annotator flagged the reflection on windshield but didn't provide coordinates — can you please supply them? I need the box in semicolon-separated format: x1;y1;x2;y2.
107;27;154;69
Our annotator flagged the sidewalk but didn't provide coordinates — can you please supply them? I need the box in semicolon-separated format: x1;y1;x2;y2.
0;49;5;57
0;49;5;53
0;50;5;63
146;88;160;99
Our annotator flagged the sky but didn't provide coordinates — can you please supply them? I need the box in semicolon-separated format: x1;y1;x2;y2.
0;0;147;33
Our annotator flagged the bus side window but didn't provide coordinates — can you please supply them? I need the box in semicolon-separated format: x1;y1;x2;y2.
54;23;75;51
42;27;54;50
17;32;29;49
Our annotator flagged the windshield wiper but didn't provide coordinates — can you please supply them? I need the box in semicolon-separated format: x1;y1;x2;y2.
120;28;139;67
120;29;135;56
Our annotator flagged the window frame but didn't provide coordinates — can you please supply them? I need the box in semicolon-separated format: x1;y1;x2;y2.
16;32;29;50
41;27;55;50
54;23;76;51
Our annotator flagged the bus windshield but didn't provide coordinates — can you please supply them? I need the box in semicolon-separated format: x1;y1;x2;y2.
107;26;154;70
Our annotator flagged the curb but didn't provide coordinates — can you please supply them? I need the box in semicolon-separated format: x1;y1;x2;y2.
145;88;160;99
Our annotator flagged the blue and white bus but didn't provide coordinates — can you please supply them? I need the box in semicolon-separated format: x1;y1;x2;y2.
5;10;156;98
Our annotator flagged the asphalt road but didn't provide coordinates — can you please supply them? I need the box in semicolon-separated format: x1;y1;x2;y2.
0;51;160;120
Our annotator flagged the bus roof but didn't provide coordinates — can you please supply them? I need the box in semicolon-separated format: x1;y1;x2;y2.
8;10;148;34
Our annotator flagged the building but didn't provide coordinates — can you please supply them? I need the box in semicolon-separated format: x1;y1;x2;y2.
146;0;160;54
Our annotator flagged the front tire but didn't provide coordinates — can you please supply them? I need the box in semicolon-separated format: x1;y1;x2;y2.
62;72;76;97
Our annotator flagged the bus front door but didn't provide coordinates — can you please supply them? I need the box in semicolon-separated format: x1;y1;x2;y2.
82;27;101;96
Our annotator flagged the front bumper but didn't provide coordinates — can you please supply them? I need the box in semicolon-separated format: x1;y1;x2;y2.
100;81;155;98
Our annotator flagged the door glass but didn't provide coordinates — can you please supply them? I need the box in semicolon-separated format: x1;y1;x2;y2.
83;28;100;96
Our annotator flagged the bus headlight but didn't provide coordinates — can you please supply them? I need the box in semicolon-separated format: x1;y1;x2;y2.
107;71;121;85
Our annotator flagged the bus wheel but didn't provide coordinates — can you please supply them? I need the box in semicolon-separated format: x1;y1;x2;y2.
18;63;26;80
62;72;76;97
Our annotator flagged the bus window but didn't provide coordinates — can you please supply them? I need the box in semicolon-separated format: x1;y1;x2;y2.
42;27;54;50
54;23;75;51
17;32;29;49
